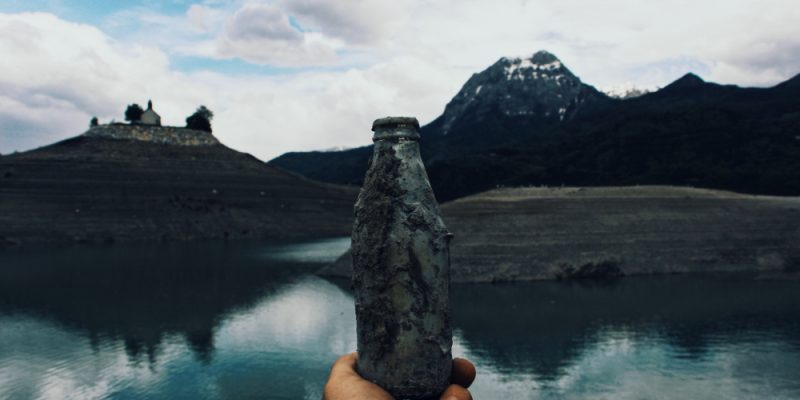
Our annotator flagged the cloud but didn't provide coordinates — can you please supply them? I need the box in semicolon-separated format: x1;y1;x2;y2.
226;3;300;42
0;90;89;153
0;11;466;159
205;0;409;65
1;1;800;158
187;4;222;34
216;2;339;66
0;12;170;152
204;56;465;160
0;315;169;400
281;0;407;45
359;0;800;88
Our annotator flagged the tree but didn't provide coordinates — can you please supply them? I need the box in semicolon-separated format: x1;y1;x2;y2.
89;116;99;128
186;105;214;132
125;104;144;122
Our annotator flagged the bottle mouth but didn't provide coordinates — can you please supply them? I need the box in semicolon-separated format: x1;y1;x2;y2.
372;117;420;142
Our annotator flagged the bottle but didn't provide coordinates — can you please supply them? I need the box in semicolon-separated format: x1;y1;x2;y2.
351;116;453;399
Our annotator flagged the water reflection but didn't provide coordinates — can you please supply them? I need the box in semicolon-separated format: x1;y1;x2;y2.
449;278;800;399
256;237;351;264
0;240;354;399
2;242;800;399
0;242;323;364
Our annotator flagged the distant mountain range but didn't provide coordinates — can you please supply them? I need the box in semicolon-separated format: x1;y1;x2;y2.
601;84;653;99
269;50;800;202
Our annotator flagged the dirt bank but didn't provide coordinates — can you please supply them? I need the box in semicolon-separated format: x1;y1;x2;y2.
319;186;800;282
0;135;358;245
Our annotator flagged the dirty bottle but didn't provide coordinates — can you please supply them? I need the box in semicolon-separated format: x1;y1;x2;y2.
351;116;453;399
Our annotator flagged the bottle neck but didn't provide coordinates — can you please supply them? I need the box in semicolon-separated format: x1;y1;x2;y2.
372;128;420;143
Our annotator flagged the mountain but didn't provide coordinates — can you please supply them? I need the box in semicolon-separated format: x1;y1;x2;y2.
435;50;608;136
270;52;800;202
270;50;610;187
602;84;653;99
0;125;358;246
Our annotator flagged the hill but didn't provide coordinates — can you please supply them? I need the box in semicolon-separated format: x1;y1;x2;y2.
269;52;800;202
319;186;800;282
0;125;358;245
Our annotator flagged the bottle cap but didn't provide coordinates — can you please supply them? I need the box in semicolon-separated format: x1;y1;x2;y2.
372;117;420;142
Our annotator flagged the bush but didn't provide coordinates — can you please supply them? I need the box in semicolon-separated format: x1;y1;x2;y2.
186;106;214;132
125;104;144;122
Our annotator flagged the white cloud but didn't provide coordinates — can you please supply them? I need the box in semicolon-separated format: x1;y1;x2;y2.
0;11;465;159
0;315;170;400
187;4;222;34
216;2;340;66
1;1;800;158
206;56;464;159
0;12;171;151
281;0;408;45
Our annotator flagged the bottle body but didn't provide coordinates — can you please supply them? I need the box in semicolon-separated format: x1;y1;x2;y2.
352;117;452;399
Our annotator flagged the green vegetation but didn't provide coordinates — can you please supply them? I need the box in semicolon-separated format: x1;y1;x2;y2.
186;105;213;132
124;104;144;122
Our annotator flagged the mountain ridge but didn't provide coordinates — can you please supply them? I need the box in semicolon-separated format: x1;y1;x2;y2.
269;50;800;202
435;51;608;139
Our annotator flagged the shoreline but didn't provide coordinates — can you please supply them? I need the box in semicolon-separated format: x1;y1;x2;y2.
319;185;800;282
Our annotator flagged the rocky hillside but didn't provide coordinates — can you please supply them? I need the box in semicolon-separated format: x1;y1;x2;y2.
319;186;800;282
0;127;358;246
270;50;609;187
84;124;220;146
270;51;800;202
434;50;607;137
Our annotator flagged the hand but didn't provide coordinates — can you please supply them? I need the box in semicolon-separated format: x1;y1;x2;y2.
323;352;476;400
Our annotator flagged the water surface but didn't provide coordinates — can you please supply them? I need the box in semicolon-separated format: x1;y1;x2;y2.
1;240;799;399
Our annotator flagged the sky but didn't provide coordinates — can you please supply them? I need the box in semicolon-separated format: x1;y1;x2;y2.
1;0;799;160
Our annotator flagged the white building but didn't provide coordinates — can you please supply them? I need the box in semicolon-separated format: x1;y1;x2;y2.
140;100;161;126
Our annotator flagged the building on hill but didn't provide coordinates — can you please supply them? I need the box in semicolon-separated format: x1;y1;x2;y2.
140;100;161;126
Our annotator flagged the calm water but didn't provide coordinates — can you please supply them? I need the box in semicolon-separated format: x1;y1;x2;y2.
1;239;800;400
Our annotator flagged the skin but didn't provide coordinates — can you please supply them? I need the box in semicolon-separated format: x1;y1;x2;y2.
323;353;476;400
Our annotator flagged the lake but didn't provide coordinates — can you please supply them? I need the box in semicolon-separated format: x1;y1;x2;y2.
1;238;800;399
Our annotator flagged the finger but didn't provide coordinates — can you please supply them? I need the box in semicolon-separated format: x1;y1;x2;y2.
325;353;394;400
329;352;360;379
440;384;472;400
451;358;476;388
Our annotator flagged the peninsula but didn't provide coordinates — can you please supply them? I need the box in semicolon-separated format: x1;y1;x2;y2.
319;186;800;282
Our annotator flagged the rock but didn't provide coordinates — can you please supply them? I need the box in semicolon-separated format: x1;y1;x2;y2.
85;124;220;146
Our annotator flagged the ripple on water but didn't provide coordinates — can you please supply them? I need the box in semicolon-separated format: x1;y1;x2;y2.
2;245;800;399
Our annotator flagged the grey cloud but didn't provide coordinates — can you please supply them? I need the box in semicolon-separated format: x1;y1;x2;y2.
629;57;713;82
282;0;403;45
0;79;119;152
726;39;800;81
0;87;92;153
216;2;338;66
224;2;302;43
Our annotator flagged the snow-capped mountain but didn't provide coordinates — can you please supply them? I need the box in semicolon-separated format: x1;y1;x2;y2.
270;51;800;203
602;83;655;99
314;145;354;152
438;50;608;135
